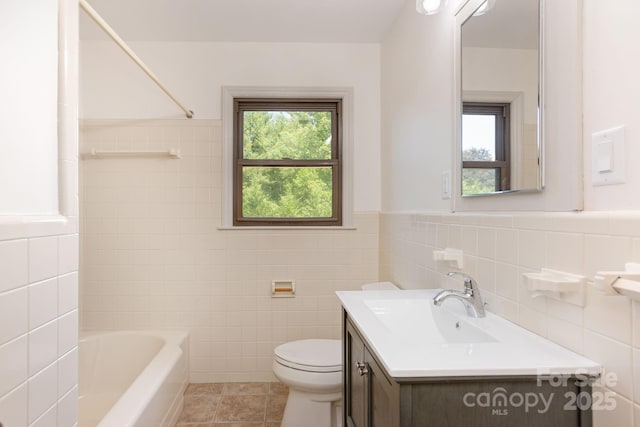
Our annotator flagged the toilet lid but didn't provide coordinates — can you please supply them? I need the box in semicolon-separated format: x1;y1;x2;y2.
274;339;342;373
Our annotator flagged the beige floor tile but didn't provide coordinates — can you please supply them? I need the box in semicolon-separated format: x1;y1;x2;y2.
177;394;220;425
178;423;212;427
214;395;267;423
186;383;225;395
268;382;289;395
265;394;287;422
212;424;264;427
176;381;291;427
223;382;270;395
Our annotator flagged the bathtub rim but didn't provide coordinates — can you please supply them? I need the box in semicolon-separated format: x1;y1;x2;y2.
79;329;189;427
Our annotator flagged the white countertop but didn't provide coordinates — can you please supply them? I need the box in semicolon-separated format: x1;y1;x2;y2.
337;289;601;379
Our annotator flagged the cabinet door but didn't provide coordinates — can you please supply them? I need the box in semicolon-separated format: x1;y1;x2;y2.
365;347;400;427
345;320;367;427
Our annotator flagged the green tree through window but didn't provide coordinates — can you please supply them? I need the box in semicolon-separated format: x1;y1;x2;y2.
462;102;511;195
233;100;342;226
462;147;497;194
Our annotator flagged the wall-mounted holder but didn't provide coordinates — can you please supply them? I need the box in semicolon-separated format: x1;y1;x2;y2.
594;262;640;301
522;268;587;307
83;148;181;159
433;248;464;269
272;280;295;298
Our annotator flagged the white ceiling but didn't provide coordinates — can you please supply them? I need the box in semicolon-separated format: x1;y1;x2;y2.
79;0;407;43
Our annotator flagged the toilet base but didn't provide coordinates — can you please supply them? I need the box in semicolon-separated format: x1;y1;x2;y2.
281;389;343;427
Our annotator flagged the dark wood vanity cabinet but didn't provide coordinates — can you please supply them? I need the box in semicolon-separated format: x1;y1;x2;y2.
343;311;593;427
345;318;400;427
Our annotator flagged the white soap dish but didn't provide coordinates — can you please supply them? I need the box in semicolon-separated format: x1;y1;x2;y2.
522;268;587;306
433;248;464;269
594;262;640;301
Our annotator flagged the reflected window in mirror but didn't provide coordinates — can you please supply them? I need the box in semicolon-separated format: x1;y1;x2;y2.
453;0;584;211
459;0;540;197
462;102;510;195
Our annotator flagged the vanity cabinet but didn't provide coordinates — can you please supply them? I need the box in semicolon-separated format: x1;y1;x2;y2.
345;318;400;427
343;312;593;427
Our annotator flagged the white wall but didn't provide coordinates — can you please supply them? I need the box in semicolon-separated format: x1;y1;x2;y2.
583;0;640;210
0;233;80;427
0;0;59;215
380;1;453;212
381;0;585;213
0;1;79;426
462;47;538;124
79;41;381;211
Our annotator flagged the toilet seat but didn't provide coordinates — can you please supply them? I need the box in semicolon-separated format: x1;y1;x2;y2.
274;339;342;373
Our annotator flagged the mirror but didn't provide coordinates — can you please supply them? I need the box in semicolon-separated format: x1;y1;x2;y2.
459;0;541;196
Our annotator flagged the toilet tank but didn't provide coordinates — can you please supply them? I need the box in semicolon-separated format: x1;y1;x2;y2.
361;282;399;291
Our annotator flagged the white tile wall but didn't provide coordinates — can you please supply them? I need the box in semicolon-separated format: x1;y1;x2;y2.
380;212;640;426
58;273;78;316
0;0;79;425
28;321;59;376
0;231;79;427
0;384;28;426
28;363;58;424
0;336;28;397
58;235;79;276
29;278;58;329
0;240;28;292
31;406;58;427
0;288;28;345
80;119;379;382
29;237;60;283
57;387;77;427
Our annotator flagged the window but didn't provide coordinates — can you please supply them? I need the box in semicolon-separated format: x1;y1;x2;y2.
233;98;342;226
462;102;511;195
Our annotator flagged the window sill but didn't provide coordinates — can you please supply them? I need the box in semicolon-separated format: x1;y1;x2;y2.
217;226;357;231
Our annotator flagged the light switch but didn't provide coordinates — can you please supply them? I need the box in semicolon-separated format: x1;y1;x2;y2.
592;126;625;186
596;140;613;173
441;171;451;199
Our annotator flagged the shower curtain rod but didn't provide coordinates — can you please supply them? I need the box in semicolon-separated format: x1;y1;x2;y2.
79;0;194;119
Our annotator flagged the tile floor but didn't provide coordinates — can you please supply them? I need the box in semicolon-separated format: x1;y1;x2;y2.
176;382;288;427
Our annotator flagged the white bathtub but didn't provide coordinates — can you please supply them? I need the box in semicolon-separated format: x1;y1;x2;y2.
78;330;189;427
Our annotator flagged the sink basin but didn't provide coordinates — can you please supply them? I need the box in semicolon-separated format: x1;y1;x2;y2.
337;289;600;378
364;298;497;344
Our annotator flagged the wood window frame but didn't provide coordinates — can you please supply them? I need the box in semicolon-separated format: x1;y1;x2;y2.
233;98;343;226
462;102;511;192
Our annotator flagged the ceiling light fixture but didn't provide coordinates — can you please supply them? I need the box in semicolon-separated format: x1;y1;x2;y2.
472;0;496;16
416;0;446;15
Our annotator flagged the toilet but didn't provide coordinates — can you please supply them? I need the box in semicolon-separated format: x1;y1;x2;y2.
272;282;399;427
273;339;343;427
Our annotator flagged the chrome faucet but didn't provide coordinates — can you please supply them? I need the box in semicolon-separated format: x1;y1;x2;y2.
433;272;486;318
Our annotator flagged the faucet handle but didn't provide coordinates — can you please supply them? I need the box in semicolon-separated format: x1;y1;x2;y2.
447;271;478;293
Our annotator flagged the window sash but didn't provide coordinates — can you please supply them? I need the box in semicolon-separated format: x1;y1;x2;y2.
233;98;342;226
462;102;511;192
